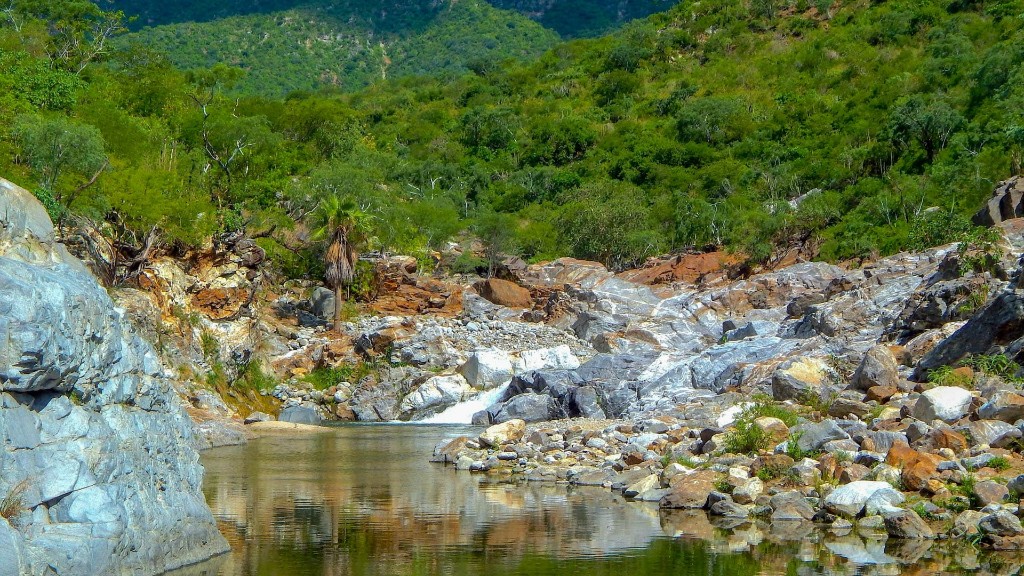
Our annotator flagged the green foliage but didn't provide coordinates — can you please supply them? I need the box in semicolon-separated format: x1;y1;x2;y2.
965;354;1024;383
13;114;106;204
955;470;982;509
234;360;276;392
723;418;771;455
116;2;561;97
956;226;1004;276
4;0;1024;289
988;456;1011;472
744;394;799;427
784;431;818;461
303;364;375;391
927;365;975;389
755;462;791;482
200;330;220;361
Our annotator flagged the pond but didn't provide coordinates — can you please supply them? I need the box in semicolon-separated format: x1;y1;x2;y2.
169;424;1013;576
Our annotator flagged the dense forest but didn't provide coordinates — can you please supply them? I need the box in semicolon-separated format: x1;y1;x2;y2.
111;0;675;38
107;0;676;95
117;1;562;95
1;0;1023;285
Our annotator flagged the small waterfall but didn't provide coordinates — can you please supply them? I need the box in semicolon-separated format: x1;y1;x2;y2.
419;383;509;425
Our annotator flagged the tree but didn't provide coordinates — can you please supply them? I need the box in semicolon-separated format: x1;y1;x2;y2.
888;95;964;162
474;210;519;278
14;114;106;220
311;196;368;331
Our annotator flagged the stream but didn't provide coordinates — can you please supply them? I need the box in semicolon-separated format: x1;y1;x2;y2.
167;424;1014;576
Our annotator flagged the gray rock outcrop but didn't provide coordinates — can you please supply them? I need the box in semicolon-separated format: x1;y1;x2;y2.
0;178;228;574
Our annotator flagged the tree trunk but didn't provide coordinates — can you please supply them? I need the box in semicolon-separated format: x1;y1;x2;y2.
334;286;343;332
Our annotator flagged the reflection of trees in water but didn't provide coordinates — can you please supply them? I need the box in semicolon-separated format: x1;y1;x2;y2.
190;429;1024;576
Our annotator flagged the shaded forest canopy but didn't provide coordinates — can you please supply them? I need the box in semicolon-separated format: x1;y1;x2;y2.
2;0;1023;281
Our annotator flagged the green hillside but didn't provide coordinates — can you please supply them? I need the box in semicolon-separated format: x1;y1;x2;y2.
2;0;1023;278
119;1;561;95
111;0;676;38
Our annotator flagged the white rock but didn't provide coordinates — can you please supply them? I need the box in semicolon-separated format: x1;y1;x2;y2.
458;348;514;389
732;477;764;504
479;419;526;447
824;481;905;517
912;386;974;423
513;345;581;373
399;374;473;416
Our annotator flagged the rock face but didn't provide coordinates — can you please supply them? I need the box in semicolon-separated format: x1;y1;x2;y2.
974;176;1024;226
0;178;228;574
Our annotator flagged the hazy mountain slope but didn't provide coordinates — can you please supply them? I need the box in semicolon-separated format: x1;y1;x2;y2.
118;1;560;95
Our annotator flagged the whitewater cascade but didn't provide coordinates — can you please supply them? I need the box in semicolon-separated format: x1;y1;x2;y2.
420;383;510;424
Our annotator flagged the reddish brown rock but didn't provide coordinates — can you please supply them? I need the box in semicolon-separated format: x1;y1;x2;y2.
866;386;898;403
886;442;920;469
192;287;251;320
617;251;741;285
924;429;968;454
475;278;533;309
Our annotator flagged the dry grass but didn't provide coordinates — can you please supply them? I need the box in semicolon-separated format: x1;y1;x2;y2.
0;480;29;524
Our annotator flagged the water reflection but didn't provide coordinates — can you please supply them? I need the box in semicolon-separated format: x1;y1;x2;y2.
170;425;1024;576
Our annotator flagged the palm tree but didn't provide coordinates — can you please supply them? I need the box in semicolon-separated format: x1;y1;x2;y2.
312;196;366;331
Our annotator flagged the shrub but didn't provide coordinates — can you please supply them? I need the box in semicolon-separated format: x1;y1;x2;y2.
303;363;375;391
927;365;974;389
235;360;276;392
988;456;1011;472
722;418;771;455
745;394;800;427
965;354;1023;383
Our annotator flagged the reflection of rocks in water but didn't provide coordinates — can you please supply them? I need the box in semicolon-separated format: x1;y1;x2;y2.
196;427;1024;576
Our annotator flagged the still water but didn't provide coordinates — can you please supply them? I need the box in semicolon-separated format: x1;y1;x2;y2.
170;425;1012;576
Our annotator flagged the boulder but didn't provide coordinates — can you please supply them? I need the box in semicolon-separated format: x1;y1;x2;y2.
479;419;526;447
0;177;229;573
963;420;1022;448
980;510;1024;536
732;477;764;504
309;287;336;321
493;392;561;423
792;419;850;452
475;278;533;309
973;176;1024;226
770;491;816;521
824;481;905;517
709;499;750;518
973;481;1009;507
851;345;900;391
660;470;718;509
978;390;1024;423
279;403;322;425
570;386;607;419
917;291;1024;374
771;357;836;402
399;374;473;419
458;349;514;390
883;509;935;539
912;386;973;423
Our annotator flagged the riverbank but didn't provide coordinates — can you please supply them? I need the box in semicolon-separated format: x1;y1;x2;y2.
433;388;1024;550
184;423;1024;575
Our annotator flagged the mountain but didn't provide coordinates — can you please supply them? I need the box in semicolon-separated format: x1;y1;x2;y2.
110;0;676;38
489;0;677;37
116;1;562;95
